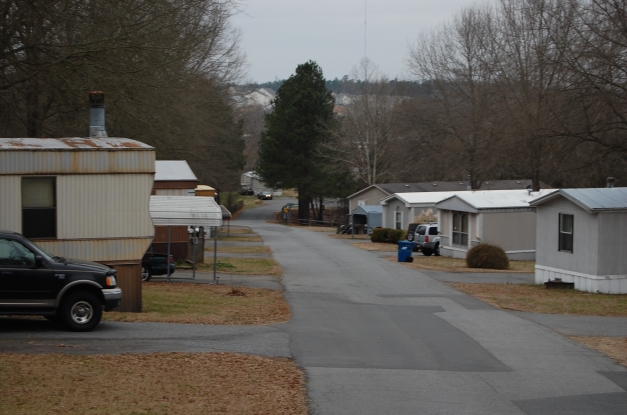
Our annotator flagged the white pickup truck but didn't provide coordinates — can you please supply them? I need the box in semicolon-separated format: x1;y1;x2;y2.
406;222;441;256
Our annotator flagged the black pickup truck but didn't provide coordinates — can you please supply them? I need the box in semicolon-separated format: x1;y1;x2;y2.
0;231;122;331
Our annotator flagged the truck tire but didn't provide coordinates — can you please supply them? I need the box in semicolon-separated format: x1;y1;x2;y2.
59;291;102;332
422;248;433;256
434;243;441;256
141;266;152;281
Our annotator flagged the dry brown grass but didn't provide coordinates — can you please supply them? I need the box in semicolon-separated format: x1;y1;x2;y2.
104;282;290;325
304;226;337;233
328;233;370;240
217;245;272;254
0;352;307;415
351;242;398;252
449;283;627;316
216;234;264;242
569;337;627;366
218;227;257;235
384;254;535;273
193;257;282;276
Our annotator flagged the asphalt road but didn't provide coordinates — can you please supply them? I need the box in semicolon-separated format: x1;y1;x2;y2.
235;197;627;415
2;196;626;415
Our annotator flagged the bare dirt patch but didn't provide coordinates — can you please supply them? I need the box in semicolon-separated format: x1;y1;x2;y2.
0;352;307;415
104;282;290;325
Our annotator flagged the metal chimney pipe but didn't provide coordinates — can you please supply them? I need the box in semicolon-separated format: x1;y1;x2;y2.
467;174;472;190
89;91;107;138
607;177;615;188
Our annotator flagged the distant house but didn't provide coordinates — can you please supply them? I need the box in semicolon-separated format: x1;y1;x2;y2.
530;188;627;294
348;180;541;214
380;191;464;230
351;205;382;234
240;171;282;195
0;137;155;312
435;189;557;260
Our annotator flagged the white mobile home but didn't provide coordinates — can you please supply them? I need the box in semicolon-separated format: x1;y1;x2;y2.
381;191;464;230
530;188;627;294
436;189;556;260
0;137;155;312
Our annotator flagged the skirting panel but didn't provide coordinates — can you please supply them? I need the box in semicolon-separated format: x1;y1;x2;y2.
535;266;627;294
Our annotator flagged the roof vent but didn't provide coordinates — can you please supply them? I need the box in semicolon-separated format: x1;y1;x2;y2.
607;177;615;188
89;91;107;138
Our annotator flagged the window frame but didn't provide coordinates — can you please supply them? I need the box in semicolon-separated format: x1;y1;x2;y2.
21;177;57;239
452;212;469;246
558;213;574;253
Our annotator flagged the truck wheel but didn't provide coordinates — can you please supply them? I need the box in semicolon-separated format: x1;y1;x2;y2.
141;266;152;281
422;248;433;256
434;244;441;256
59;291;102;332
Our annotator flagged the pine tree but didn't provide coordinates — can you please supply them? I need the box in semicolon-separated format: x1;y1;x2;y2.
257;61;336;220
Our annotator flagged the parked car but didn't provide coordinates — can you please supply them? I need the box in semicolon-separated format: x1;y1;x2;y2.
257;190;273;200
141;252;176;281
0;231;122;331
406;222;441;256
240;188;255;195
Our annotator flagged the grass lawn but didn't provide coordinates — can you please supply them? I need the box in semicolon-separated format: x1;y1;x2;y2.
192;257;282;276
105;282;290;325
0;352;307;415
217;244;272;254
216;234;264;242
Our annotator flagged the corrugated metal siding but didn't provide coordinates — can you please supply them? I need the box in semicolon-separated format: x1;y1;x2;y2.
0;150;155;174
0;176;21;231
153;189;191;196
57;174;155;239
597;212;627;275
35;237;152;262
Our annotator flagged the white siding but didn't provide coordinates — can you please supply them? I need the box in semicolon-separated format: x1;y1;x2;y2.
0;176;21;232
482;211;536;251
597;212;627;276
58;174;155;239
36;238;152;263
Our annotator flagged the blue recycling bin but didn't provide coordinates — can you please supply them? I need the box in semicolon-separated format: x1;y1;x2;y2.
397;240;415;262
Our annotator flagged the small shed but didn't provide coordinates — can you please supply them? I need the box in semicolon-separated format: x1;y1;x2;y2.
436;189;556;260
151;161;200;261
351;205;382;234
530;188;627;294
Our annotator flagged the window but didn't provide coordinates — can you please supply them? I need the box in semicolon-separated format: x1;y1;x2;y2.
559;213;573;253
0;238;36;267
452;212;469;246
22;177;56;238
395;209;402;230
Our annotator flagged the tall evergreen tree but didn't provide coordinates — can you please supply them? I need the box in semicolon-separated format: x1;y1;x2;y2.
257;61;336;220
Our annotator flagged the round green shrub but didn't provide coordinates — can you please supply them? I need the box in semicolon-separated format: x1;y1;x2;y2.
387;229;406;244
466;244;509;270
370;228;390;243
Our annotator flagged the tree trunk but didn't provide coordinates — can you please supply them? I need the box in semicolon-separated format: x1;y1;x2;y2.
298;195;310;221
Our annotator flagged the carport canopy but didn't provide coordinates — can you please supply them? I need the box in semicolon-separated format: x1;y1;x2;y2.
149;196;223;227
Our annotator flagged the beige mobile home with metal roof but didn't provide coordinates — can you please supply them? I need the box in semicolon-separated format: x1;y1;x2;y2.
0;137;155;311
436;189;556;260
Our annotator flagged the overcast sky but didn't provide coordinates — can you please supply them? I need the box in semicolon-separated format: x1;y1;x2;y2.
232;0;489;83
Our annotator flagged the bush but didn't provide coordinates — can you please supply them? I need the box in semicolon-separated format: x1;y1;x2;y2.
371;228;389;243
466;244;509;269
387;229;406;244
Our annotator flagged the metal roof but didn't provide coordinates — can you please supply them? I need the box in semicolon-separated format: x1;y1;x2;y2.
149;196;222;227
348;179;548;200
154;160;198;182
530;188;627;212
352;205;382;215
437;189;558;211
0;137;153;150
382;191;468;206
